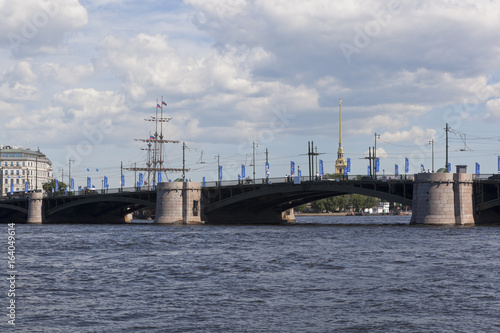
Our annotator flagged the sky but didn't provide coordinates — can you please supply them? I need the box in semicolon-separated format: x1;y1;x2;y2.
1;0;500;187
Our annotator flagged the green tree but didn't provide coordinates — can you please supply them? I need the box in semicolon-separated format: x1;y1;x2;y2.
42;179;67;195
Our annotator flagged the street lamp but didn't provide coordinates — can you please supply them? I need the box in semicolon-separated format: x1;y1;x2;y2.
374;132;380;178
429;139;435;173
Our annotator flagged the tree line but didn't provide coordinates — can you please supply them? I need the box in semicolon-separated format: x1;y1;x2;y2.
295;194;381;213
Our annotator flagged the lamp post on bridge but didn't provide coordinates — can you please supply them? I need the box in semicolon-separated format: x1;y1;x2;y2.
374;132;380;178
429;139;435;173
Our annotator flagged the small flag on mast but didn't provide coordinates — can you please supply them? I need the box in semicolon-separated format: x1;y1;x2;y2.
162;101;167;106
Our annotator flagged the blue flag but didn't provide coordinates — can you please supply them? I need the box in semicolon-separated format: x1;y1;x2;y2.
202;177;206;187
265;162;270;177
290;161;295;176
55;179;59;191
475;162;480;175
139;173;143;186
319;159;324;177
368;165;371;176
71;178;74;190
10;184;13;195
347;158;351;173
87;177;91;188
218;166;223;181
158;171;162;183
421;164;425;172
376;158;380;173
121;174;125;187
405;157;409;174
104;176;108;189
25;182;29;193
448;163;451;173
241;164;246;178
395;164;399;176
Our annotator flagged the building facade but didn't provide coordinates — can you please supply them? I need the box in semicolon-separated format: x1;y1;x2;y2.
0;145;52;196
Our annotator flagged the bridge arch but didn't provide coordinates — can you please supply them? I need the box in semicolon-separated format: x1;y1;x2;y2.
204;181;412;214
0;203;28;214
46;196;156;217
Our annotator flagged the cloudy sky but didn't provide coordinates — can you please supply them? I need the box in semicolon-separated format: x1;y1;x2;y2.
1;0;500;186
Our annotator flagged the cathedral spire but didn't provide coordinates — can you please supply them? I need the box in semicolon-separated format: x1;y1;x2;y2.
335;98;347;175
339;99;342;148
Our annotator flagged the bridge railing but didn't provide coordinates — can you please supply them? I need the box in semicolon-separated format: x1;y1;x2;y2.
473;174;500;181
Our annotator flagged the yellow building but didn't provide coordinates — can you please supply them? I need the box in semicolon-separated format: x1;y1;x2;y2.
335;99;347;174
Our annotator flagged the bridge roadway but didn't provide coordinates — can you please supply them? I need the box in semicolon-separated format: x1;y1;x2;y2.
0;176;498;223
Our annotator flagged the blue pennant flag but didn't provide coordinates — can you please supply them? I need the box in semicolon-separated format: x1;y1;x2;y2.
395;164;399;176
405;157;409;174
265;162;270;177
241;164;246;178
25;182;29;193
202;177;206;187
10;184;13;195
139;173;143;186
218;166;223;181
448;163;451;173
347;158;351;173
421;164;425;172
475;162;480;175
368;165;371;176
121;174;125;187
71;178;74;190
319;159;324;177
104;176;108;189
291;161;295;176
376;158;380;173
87;177;91;188
158;171;162;183
55;179;59;192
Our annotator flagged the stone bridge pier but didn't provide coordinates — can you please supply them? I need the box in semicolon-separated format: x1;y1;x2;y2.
27;191;43;224
410;172;474;225
155;182;203;224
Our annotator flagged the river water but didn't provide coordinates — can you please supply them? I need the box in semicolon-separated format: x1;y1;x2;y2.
3;215;500;332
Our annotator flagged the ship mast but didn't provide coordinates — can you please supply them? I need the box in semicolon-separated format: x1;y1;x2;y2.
125;98;188;187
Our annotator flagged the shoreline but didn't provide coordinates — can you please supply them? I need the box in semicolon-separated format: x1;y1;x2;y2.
296;212;412;216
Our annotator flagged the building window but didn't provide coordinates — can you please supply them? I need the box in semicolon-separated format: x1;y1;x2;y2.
10;170;13;175
4;179;7;184
16;179;19;184
4;170;7;175
22;170;25;175
10;162;13;166
16;162;19;166
22;162;25;166
16;170;19;175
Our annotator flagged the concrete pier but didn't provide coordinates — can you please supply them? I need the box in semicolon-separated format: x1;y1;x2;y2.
27;191;44;224
155;182;203;224
410;172;474;225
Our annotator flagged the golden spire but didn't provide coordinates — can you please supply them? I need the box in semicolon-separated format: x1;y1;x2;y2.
339;99;342;148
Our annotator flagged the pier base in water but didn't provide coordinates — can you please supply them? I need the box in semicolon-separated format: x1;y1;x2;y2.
155;182;203;224
410;173;474;225
27;192;43;224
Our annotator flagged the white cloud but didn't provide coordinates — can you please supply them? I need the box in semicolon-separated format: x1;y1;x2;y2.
381;126;437;146
0;0;88;56
484;98;500;121
0;82;40;101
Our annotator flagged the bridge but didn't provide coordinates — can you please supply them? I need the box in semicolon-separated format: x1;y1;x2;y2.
0;175;499;224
